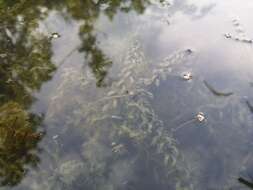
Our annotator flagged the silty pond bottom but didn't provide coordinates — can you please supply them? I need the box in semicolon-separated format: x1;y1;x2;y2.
1;0;253;189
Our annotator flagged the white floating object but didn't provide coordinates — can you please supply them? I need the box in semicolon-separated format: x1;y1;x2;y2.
112;143;125;153
50;32;61;39
53;135;59;139
196;112;205;122
182;72;193;81
111;115;123;120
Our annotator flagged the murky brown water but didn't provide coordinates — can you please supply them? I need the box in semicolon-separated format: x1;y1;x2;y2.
1;0;253;189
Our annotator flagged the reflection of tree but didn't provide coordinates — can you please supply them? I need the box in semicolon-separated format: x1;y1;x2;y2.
0;2;55;187
61;0;150;86
0;102;43;186
79;23;113;87
0;0;149;186
57;0;213;86
0;28;55;107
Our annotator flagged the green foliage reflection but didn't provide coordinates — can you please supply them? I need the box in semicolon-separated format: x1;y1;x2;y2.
0;0;150;186
0;102;43;186
0;1;56;186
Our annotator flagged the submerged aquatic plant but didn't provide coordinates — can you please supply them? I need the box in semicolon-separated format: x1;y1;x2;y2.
45;36;195;189
0;0;221;189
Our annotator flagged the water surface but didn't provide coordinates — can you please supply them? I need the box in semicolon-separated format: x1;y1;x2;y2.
1;0;253;189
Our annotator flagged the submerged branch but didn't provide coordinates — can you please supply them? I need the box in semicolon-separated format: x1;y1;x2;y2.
203;80;234;97
246;100;253;113
238;177;253;189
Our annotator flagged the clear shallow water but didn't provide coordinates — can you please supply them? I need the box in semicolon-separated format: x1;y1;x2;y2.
1;0;253;189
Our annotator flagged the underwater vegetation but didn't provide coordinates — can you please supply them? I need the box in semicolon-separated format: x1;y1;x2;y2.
44;36;196;190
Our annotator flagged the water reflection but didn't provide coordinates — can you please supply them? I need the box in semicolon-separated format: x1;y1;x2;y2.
76;0;149;86
0;2;55;187
167;0;216;19
2;0;253;189
49;0;150;87
0;102;44;186
0;0;151;187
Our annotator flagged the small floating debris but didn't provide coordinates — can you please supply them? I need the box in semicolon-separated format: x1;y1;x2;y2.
196;112;206;122
50;32;61;39
111;115;123;120
111;143;125;154
128;91;135;96
162;17;171;25
242;38;253;44
185;48;194;54
224;33;232;39
182;72;193;81
224;33;252;44
53;135;59;140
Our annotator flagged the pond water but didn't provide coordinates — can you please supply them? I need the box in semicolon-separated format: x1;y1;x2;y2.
1;0;253;189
